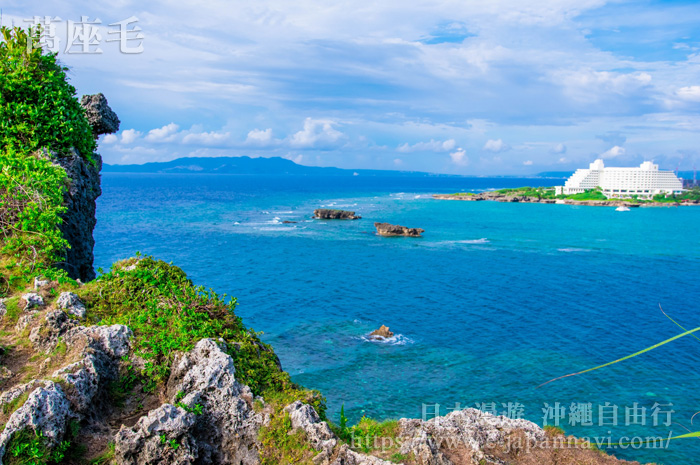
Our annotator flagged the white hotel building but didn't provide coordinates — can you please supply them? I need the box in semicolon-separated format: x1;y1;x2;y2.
555;159;683;199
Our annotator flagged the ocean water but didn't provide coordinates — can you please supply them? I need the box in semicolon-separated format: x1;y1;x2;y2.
94;173;700;464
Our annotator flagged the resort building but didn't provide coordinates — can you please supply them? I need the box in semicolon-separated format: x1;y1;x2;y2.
555;159;683;199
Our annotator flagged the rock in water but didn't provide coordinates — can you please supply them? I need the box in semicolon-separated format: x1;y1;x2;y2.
369;325;394;339
81;93;120;137
374;222;424;237
313;209;361;220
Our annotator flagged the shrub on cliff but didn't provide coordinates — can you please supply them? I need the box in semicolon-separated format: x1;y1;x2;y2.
0;27;97;293
0;146;69;292
0;26;95;157
80;256;308;398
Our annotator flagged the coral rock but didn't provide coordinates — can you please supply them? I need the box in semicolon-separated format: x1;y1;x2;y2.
314;209;361;220
114;403;198;465
369;325;394;339
284;401;337;454
56;292;87;319
21;292;44;310
0;382;76;460
374;222;424;237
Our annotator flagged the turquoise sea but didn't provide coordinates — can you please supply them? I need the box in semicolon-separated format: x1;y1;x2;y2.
94;173;700;464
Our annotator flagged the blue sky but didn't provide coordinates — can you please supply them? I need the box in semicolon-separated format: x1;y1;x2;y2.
5;0;700;174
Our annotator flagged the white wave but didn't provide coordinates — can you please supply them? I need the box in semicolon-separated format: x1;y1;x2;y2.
258;227;290;231
557;247;592;253
233;222;240;225
360;334;414;346
456;238;489;244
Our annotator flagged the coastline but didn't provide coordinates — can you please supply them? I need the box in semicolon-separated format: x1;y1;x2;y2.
432;192;700;207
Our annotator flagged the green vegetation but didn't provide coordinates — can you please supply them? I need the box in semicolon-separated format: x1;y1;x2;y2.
1;297;21;324
653;187;700;203
494;186;558;199
107;360;140;407
389;453;410;463
0;27;95;157
0;145;69;292
258;388;327;465
89;442;115;465
562;188;607;201
79;256;298;396
333;413;401;455
1;392;28;416
258;411;316;465
491;186;608;201
544;425;566;436
5;429;70;465
451;185;700;204
0;26;98;295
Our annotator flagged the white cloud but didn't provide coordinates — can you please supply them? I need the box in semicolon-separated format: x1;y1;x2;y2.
394;158;403;166
120;129;141;144
523;160;533;166
290;118;344;148
57;0;700;172
677;86;700;102
483;139;509;153
552;70;652;103
245;128;275;146
551;143;567;154
101;134;118;144
146;123;180;142
397;139;456;153
559;157;567;163
449;148;468;166
182;130;231;146
601;145;626;159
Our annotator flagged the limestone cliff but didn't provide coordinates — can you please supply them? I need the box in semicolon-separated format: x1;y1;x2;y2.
55;94;119;282
54;149;103;282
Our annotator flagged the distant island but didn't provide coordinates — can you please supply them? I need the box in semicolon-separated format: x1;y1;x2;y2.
434;186;700;206
104;156;450;177
102;155;577;178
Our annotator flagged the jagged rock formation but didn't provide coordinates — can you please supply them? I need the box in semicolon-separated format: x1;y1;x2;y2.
374;222;425;237
314;209;362;220
115;339;264;464
81;93;121;137
0;291;133;462
369;325;394;339
56;292;87;319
